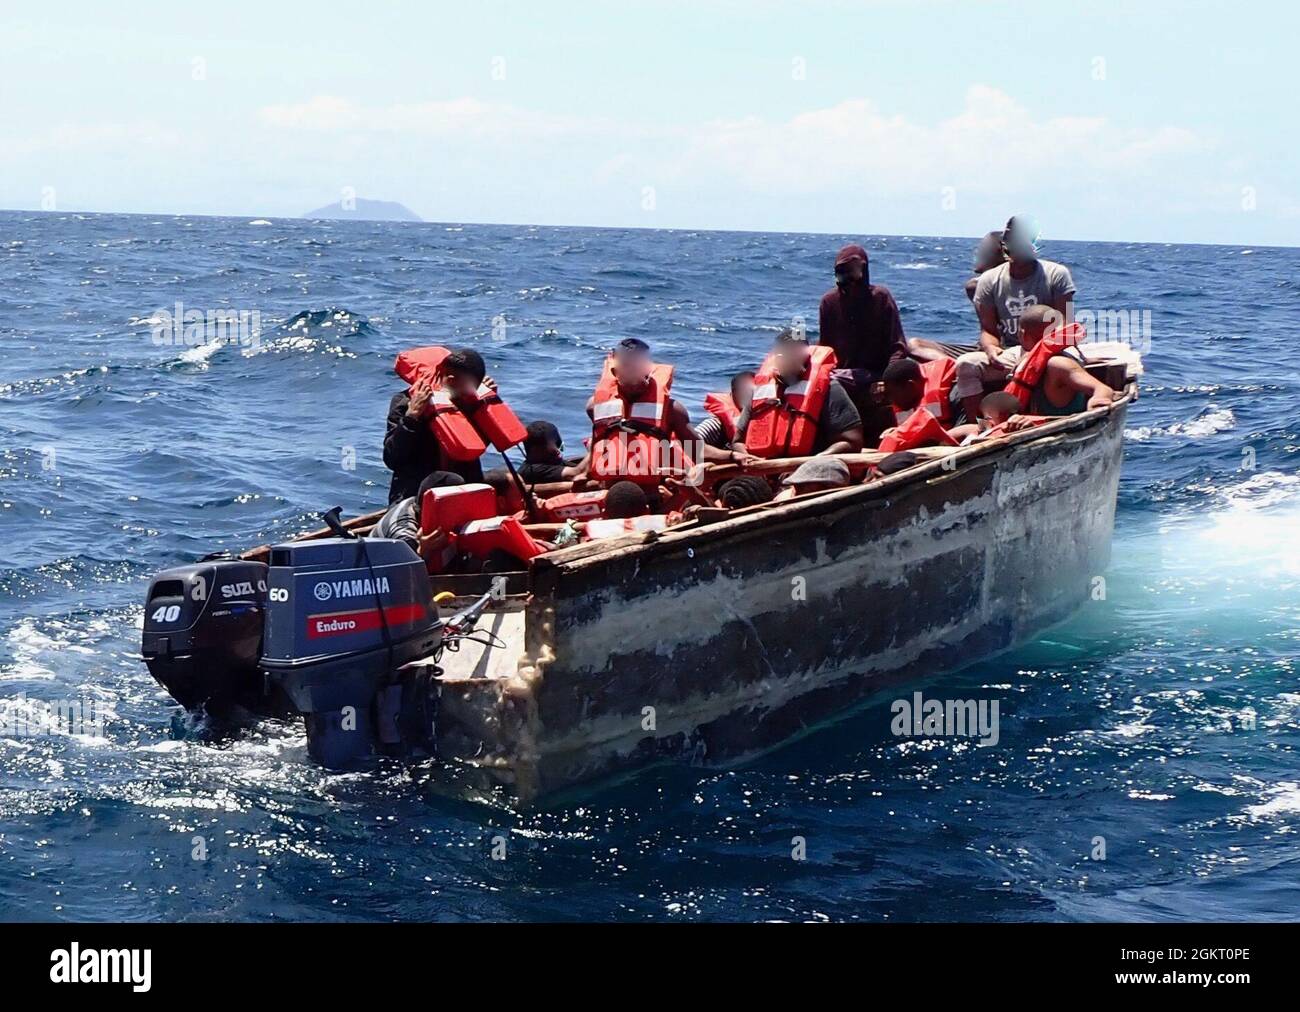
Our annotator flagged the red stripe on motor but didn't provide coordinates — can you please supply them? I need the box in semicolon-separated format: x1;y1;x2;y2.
306;603;429;639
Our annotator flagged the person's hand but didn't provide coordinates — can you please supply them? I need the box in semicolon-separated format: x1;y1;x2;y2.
729;449;762;468
406;377;435;420
481;375;498;392
417;526;450;562
1087;388;1115;411
1002;414;1036;432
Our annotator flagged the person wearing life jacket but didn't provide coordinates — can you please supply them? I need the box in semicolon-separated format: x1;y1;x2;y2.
1006;305;1115;418
585;339;741;492
733;328;864;460
697;371;755;450
384;347;503;503
956;214;1079;422
881;358;958;429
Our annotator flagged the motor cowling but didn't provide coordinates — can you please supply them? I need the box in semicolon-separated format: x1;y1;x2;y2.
260;537;443;767
141;559;277;712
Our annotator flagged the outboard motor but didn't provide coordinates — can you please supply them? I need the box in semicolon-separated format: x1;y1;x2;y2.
141;559;280;712
260;537;442;767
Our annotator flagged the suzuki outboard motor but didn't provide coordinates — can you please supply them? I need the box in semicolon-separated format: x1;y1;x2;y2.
141;559;279;712
260;537;442;768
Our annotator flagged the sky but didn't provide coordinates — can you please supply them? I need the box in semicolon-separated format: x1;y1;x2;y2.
2;0;1296;245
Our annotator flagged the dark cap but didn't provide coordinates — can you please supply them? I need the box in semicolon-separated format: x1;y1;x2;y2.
875;451;920;476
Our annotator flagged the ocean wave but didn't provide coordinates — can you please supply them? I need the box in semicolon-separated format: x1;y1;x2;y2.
1212;470;1300;511
1125;405;1235;441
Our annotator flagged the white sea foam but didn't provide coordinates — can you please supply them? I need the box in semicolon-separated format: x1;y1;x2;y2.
1244;782;1300;820
1125;405;1235;441
893;262;939;270
177;341;222;366
248;219;272;226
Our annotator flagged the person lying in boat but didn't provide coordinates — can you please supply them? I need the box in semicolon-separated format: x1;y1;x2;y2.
586;338;744;491
731;329;864;459
772;456;852;501
580;480;681;539
696;371;756;450
955;215;1078;421
715;475;775;509
1004;305;1116;417
947;391;1026;444
863;450;921;482
385;347;509;504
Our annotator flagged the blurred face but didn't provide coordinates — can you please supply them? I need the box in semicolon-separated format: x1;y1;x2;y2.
1003;216;1040;264
526;434;562;461
732;375;755;412
613;351;653;393
834;259;865;289
1018;319;1049;351
885;377;924;411
441;367;480;399
774;343;809;383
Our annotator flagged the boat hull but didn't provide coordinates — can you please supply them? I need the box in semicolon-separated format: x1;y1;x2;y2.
435;396;1129;803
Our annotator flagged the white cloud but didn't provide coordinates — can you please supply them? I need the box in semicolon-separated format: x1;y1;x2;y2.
662;86;1203;197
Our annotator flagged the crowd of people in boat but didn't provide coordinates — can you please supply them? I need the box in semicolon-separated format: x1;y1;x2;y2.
372;214;1119;571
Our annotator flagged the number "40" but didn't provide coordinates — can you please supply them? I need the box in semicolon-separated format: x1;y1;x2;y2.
151;605;181;623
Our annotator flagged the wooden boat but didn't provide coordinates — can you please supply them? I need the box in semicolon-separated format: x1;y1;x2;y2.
238;371;1136;805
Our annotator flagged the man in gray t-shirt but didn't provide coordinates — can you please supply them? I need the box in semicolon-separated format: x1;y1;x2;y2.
955;215;1077;420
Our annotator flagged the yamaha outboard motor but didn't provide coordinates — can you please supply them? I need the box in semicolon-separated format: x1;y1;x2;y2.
141;559;282;713
260;537;442;767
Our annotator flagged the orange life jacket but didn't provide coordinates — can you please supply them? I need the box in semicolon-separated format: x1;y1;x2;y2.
1004;322;1087;412
394;346;525;461
745;345;838;458
456;515;547;563
583;515;671;540
419;483;497;536
460;385;528;451
702;392;740;442
538;490;608;522
894;359;956;426
877;408;960;454
590;357;690;485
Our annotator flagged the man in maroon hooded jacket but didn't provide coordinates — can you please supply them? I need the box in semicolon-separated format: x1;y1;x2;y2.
818;243;909;444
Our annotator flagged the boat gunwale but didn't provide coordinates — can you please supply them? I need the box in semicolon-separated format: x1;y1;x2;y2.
534;384;1135;576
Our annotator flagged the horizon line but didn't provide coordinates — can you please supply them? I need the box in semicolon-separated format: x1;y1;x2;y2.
0;206;1293;252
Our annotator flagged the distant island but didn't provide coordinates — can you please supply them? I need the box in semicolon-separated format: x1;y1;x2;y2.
301;198;422;222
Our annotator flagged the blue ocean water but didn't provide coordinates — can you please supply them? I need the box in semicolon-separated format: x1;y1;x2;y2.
1;211;1297;922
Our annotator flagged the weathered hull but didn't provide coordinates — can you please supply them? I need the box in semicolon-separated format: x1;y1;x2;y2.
434;395;1130;803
